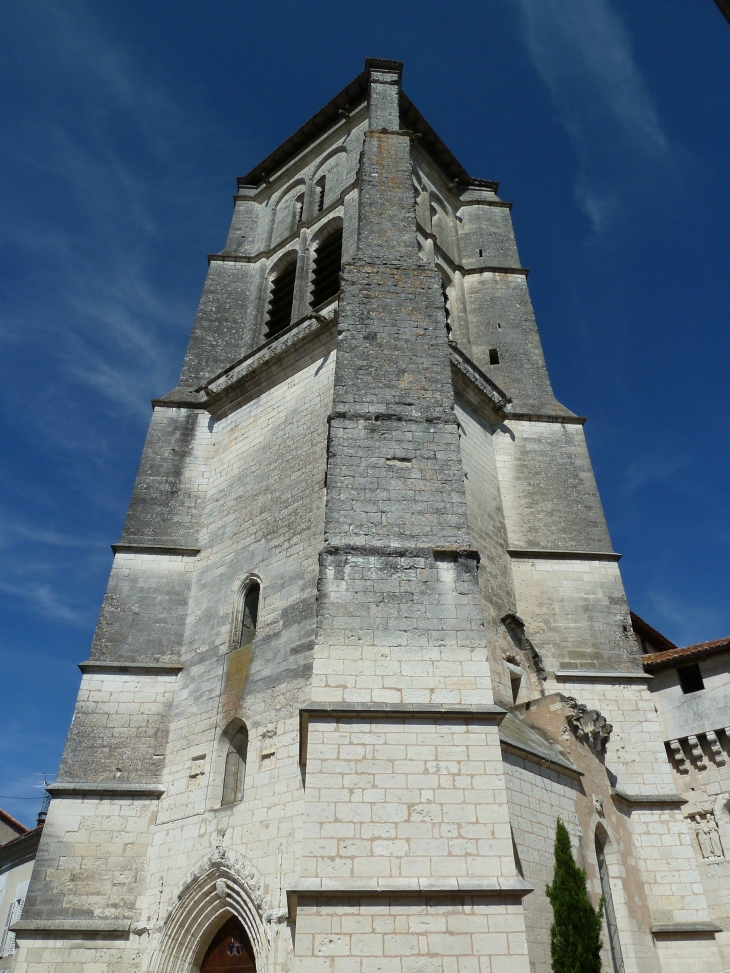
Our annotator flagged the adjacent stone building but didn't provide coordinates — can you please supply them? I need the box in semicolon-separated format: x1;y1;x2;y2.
10;59;730;973
0;811;42;967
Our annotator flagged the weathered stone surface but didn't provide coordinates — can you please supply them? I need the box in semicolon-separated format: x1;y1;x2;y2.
14;58;725;973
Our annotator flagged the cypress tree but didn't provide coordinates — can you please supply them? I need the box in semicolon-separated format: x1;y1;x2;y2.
546;818;604;973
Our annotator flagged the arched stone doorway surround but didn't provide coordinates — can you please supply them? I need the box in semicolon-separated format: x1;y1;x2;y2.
149;850;268;973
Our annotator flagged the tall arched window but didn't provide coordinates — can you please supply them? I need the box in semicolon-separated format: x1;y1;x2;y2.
310;227;342;310
221;724;248;807
239;581;259;647
266;260;297;336
595;829;625;973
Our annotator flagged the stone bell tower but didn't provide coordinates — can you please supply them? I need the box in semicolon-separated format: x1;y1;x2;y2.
11;59;724;973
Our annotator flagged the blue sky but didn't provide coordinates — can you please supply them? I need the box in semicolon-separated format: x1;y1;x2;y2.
1;0;728;825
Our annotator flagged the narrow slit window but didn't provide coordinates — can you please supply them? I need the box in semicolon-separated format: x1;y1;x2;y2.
441;279;451;333
678;663;704;694
239;582;259;646
478;248;483;257
310;228;343;309
489;348;500;365
596;832;626;973
221;725;248;806
295;193;305;226
266;261;297;336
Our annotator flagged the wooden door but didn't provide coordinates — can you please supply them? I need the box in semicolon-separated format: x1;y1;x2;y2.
200;916;256;972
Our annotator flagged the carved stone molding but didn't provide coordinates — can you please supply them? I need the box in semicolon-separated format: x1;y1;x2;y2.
563;697;612;754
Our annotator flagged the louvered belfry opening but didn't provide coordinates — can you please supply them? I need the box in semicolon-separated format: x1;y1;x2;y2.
266;260;297;336
310;227;343;310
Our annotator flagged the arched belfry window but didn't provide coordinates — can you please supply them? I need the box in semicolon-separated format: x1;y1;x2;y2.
266;260;297;336
595;829;625;973
310;226;343;310
238;581;259;647
221;723;248;807
200;915;256;972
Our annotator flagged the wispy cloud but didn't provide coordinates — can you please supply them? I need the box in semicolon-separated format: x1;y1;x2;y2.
511;0;670;230
0;0;221;422
0;1;234;636
0;579;89;625
647;591;727;647
621;452;688;496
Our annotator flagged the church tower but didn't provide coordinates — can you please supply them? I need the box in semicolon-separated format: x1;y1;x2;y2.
12;60;725;973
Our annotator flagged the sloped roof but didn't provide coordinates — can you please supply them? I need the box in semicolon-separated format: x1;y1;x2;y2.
239;58;498;191
499;712;580;776
0;824;42;865
642;635;730;671
630;611;676;652
0;807;28;840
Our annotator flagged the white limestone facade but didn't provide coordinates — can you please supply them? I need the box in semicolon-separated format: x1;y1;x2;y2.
10;59;727;973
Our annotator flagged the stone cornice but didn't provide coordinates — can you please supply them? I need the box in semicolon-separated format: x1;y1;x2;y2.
499;731;583;780
78;661;183;676
286;876;533;918
201;313;337;419
12;918;131;937
555;670;652;683
651;921;721;936
611;788;687;808
111;542;200;556
507;548;622;562
47;782;165;799
504;411;586;425
449;345;511;416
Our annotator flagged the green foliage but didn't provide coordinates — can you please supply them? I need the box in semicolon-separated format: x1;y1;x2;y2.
546;818;604;973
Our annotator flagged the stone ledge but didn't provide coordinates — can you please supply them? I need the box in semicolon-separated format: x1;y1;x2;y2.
201;312;337;419
111;542;200;556
321;545;479;562
47;782;166;799
499;722;582;780
651;922;721;936
555;670;652;683
449;345;511;416
300;703;506;765
12;918;131;937
151;388;208;409
612;789;687;808
78;661;184;676
462;265;529;277
506;548;622;562
504;412;586;425
287;877;533;918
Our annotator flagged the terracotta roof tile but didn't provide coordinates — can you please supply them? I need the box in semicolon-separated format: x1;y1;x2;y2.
642;635;730;670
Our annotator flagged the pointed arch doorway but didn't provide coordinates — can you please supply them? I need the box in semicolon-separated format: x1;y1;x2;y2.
200;916;256;973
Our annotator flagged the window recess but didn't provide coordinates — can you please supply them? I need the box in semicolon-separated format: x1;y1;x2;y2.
266;261;297;336
310;228;343;309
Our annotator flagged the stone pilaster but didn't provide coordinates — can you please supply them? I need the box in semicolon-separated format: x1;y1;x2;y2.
296;60;531;973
